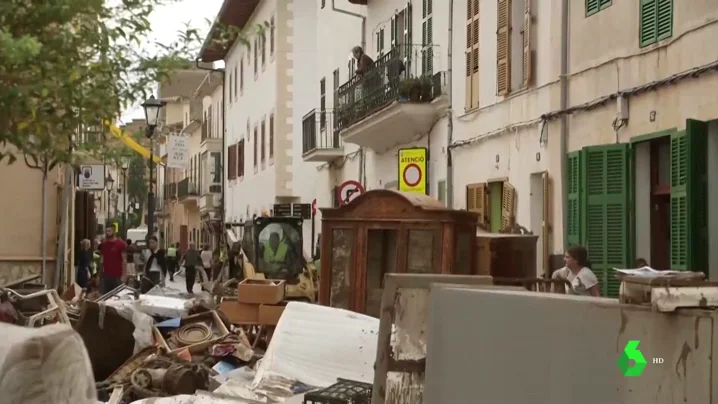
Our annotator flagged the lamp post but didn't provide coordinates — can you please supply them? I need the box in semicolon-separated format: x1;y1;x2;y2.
142;95;166;239
105;173;114;219
120;157;129;238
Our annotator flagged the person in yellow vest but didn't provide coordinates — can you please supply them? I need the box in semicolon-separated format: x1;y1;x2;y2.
165;243;178;282
263;232;289;277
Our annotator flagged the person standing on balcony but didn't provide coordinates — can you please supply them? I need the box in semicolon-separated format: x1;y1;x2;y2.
352;46;374;77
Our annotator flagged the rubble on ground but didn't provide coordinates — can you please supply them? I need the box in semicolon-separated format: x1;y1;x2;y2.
0;277;379;404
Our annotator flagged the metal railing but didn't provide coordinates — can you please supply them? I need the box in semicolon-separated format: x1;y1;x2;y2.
163;182;177;200
302;109;342;155
335;44;445;132
178;178;199;199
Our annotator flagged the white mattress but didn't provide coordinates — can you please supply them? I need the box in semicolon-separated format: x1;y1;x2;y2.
253;302;379;388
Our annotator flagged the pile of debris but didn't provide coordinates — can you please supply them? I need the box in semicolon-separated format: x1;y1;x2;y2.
0;278;380;404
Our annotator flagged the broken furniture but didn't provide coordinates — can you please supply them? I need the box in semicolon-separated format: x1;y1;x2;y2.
75;300;136;381
304;378;373;404
371;274;509;404
476;232;539;278
319;189;479;317
617;271;716;311
153;310;230;354
0;287;71;327
95;283;139;302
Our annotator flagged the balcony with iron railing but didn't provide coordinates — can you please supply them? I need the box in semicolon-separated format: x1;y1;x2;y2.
178;177;199;203
335;44;447;151
301;109;343;162
163;182;177;201
201;119;222;152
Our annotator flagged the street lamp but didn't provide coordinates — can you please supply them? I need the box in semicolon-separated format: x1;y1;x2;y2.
105;173;115;219
120;157;130;238
142;95;166;239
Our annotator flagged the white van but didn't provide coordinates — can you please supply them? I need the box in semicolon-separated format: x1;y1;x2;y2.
126;227;148;248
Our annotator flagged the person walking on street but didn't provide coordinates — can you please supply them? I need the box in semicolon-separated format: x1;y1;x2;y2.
125;239;136;281
181;243;202;294
142;236;166;293
76;239;93;289
201;244;213;281
165;242;178;281
98;224;127;294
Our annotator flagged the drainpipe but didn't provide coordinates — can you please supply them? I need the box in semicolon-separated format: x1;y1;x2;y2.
332;0;366;51
446;0;454;208
559;0;569;250
195;59;226;246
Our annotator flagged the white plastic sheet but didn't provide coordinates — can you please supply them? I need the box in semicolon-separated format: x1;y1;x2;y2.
253;302;379;388
137;294;193;318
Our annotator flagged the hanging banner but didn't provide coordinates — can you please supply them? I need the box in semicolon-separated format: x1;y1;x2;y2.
398;148;428;194
166;134;189;169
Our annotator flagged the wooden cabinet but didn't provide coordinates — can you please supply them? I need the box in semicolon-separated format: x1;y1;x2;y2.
476;233;538;278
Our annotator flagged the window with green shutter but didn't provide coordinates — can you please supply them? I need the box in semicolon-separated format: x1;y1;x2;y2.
640;0;673;48
669;130;688;269
581;144;630;297
670;120;709;272
567;151;582;247
586;0;612;17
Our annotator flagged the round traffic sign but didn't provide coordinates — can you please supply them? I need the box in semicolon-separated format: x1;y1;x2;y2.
337;180;365;206
402;163;422;187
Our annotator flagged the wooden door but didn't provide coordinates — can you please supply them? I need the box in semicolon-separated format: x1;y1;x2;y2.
180;225;189;254
356;224;403;317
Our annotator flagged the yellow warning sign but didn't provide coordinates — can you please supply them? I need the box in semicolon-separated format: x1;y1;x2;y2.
398;148;428;194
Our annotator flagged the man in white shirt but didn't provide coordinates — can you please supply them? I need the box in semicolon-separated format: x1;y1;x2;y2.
200;245;213;281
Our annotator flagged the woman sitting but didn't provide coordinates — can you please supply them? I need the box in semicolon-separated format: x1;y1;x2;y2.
552;244;600;297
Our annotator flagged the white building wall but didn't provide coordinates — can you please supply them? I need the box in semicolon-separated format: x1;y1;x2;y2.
322;0;450;209
447;0;562;266
225;0;280;224
289;0;320;251
312;1;365;213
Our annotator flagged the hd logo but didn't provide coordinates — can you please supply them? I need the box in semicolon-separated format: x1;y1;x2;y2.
617;340;648;377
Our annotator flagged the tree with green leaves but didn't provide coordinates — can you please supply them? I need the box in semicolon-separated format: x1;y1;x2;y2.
0;0;204;165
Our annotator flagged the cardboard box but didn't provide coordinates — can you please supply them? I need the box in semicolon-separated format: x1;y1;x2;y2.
219;301;259;324
237;279;286;304
258;304;286;326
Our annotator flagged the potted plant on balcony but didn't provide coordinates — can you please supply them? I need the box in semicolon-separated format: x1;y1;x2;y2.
399;77;422;102
419;75;435;102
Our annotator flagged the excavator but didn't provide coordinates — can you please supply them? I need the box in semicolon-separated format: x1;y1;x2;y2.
220;216;319;302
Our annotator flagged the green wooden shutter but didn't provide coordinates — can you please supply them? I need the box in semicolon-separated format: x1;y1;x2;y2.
586;0;599;16
686;119;709;273
582;144;629;297
656;0;673;41
670;130;688;269
567;151;582;247
639;0;658;47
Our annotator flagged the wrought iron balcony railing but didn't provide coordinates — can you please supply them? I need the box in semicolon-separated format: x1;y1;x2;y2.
302;109;342;155
334;44;445;132
163;182;177;200
178;178;199;199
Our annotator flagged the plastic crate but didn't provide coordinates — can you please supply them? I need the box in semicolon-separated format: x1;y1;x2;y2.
303;378;373;404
